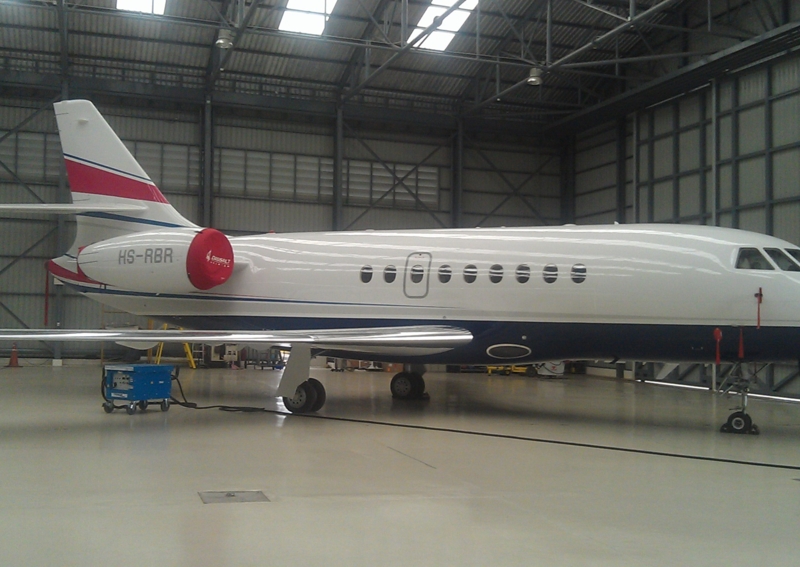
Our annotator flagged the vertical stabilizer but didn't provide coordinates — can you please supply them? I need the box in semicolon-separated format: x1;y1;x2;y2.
54;100;197;252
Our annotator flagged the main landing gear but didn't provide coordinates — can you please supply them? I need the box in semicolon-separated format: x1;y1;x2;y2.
282;378;326;414
719;364;760;435
390;367;428;400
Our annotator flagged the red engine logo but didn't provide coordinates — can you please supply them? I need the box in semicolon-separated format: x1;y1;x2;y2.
186;228;234;290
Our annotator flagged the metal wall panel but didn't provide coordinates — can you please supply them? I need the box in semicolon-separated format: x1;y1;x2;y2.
772;95;800;147
344;207;446;231
772;147;800;200
738;68;767;105
773;202;800;245
576;188;615;219
102;109;199;145
163;193;199;225
214;197;333;234
738;106;766;154
574;120;626;224
737;157;766;206
216;124;332;156
772;57;800;95
629;52;800;233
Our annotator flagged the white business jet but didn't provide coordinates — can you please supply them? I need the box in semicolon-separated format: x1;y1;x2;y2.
2;100;799;433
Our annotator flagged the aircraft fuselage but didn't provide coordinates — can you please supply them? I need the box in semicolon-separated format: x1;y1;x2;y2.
65;223;800;365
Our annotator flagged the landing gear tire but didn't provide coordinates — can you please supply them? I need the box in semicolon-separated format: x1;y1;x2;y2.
391;372;426;400
282;381;319;414
307;378;327;412
720;411;758;435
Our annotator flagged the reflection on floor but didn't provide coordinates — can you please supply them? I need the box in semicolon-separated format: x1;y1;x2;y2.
1;363;799;566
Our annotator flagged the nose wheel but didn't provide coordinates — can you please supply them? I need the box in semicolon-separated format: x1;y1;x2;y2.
719;364;760;435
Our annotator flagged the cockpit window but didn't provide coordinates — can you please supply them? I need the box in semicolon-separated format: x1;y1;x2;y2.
765;248;800;271
786;249;800;265
735;248;774;270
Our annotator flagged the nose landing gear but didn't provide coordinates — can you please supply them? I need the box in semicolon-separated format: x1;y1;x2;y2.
719;363;760;435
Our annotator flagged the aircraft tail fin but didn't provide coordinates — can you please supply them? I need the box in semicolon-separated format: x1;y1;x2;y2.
53;99;197;251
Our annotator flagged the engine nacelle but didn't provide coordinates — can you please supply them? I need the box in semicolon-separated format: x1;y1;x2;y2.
78;228;234;293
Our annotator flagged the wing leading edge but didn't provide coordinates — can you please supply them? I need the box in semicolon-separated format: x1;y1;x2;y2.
0;325;473;357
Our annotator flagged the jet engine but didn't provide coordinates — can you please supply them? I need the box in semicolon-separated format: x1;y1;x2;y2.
77;228;234;293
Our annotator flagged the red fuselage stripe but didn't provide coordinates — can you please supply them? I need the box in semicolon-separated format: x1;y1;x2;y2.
65;159;169;203
46;260;101;285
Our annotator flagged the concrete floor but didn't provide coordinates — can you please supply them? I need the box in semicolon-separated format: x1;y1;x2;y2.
1;362;799;567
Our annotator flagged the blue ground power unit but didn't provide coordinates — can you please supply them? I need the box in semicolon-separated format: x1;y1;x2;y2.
103;364;173;415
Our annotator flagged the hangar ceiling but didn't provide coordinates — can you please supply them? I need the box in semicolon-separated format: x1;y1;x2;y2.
0;0;797;137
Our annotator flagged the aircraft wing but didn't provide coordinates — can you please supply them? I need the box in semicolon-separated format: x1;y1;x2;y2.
0;325;473;357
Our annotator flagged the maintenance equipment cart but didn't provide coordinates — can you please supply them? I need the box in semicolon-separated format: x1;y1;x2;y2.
102;364;174;415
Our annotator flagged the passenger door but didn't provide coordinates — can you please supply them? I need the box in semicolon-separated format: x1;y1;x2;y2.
403;252;432;298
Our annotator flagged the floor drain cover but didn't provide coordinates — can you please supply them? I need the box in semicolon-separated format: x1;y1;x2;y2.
199;491;270;504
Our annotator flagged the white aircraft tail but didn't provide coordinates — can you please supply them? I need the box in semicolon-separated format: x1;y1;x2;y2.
53;99;197;252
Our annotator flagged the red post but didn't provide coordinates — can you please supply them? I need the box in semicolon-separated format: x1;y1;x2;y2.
755;287;763;329
713;328;722;365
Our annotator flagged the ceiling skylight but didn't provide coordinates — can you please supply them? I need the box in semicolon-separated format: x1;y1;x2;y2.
117;0;166;15
279;0;340;36
409;0;478;51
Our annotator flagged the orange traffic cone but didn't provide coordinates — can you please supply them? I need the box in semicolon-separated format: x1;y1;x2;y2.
6;343;20;368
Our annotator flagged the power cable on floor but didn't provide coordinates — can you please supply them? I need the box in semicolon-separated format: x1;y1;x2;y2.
117;371;800;472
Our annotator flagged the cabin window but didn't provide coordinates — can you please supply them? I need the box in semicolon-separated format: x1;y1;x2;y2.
489;264;503;283
438;265;452;283
543;264;558;283
571;264;587;283
765;248;800;272
516;264;530;283
384;265;397;283
360;265;373;283
463;264;478;284
735;248;773;270
410;265;425;283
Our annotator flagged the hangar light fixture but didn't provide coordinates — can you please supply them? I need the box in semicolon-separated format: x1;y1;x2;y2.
279;0;340;36
408;0;479;52
216;28;234;49
527;68;543;86
116;0;166;15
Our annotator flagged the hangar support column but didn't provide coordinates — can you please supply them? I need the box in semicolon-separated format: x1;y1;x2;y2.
201;97;213;228
616;116;627;224
53;0;70;363
451;118;463;228
560;136;576;225
333;106;344;231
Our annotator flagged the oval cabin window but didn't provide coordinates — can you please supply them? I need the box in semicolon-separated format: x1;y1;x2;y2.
438;265;452;283
463;264;478;284
384;265;397;283
543;264;558;284
489;264;503;284
515;264;531;283
360;265;373;283
410;265;425;283
571;264;587;284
